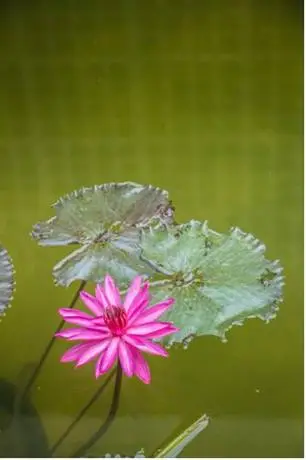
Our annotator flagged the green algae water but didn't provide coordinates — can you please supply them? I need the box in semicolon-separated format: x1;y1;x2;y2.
0;0;303;457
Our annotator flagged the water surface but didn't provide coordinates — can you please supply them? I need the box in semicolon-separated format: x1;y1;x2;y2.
0;0;303;457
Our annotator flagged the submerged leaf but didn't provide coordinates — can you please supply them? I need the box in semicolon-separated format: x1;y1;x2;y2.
0;245;15;316
94;451;145;458
141;221;284;345
0;363;50;457
31;182;174;287
153;414;209;458
95;415;209;458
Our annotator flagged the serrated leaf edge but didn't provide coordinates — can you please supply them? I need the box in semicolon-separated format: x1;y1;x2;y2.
0;245;16;319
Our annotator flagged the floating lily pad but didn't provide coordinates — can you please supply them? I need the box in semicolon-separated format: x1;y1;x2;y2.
141;221;284;345
0;245;15;316
31;183;174;287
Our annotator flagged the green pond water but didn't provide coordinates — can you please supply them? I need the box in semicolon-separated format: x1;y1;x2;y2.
0;0;303;457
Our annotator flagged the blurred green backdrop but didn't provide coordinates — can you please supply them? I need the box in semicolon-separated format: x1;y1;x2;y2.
0;0;303;457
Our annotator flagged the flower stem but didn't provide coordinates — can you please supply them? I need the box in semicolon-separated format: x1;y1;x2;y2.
20;280;87;403
50;368;116;455
71;364;123;458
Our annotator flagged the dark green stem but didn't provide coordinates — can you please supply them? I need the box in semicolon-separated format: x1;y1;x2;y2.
71;365;123;458
20;280;87;402
50;368;116;455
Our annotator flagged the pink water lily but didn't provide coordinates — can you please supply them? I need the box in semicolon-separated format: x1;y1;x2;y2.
55;275;179;384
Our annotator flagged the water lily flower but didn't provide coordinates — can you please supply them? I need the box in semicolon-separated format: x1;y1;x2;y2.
55;275;179;384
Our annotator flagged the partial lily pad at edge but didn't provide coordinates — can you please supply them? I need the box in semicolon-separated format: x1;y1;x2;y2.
141;221;284;346
31;182;175;287
0;245;15;317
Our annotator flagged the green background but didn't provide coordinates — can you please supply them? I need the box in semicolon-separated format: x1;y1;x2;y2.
0;0;303;457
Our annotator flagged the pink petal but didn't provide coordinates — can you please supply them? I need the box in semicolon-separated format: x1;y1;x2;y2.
71;330;110;341
56;328;110;341
132;349;151;384
128;298;175;326
80;291;104;316
123;335;168;357
96;337;119;377
95;284;109;308
127;283;149;320
60;343;90;363
76;339;111;367
123;276;142;312
58;308;94;320
104;275;121;306
95;356;103;379
127;322;178;338
56;328;83;339
91;316;107;327
126;300;147;326
58;310;97;329
142;325;179;339
118;340;134;377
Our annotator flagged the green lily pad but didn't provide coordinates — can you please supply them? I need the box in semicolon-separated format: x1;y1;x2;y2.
31;182;174;287
53;242;153;289
0;245;15;316
141;221;284;345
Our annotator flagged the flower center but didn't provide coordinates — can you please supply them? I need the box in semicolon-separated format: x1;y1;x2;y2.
103;305;127;336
